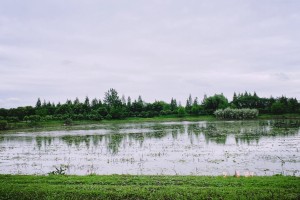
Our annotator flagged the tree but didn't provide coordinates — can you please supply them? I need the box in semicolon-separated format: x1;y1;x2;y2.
177;106;186;117
271;101;285;114
233;92;237;102
127;96;132;108
185;94;193;114
36;98;41;108
202;94;229;114
74;97;80;105
121;95;126;106
193;97;199;106
170;98;177;112
104;88;122;108
0;120;8;130
84;96;90;107
91;98;99;109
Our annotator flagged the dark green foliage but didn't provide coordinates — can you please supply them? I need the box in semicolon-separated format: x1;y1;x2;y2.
0;120;8;130
177;106;186;117
48;166;67;175
64;118;73;125
104;88;122;108
35;98;41;108
185;94;193;114
170;98;177;112
203;94;229;114
271;101;286;114
0;89;299;128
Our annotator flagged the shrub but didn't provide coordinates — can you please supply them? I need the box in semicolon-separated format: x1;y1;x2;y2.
64;118;73;125
214;108;259;120
105;114;112;120
177;107;186;117
27;115;41;122
0;120;8;130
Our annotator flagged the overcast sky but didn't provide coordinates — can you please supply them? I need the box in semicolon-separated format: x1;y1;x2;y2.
0;0;300;108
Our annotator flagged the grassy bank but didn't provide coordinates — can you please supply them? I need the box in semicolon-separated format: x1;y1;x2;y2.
1;114;300;133
1;115;216;132
0;175;299;200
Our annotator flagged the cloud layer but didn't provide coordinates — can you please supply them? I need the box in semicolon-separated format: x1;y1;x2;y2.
1;0;300;108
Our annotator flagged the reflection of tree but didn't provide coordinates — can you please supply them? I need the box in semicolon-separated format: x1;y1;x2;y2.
235;135;259;145
61;135;91;148
198;121;299;144
107;134;123;154
171;124;185;139
271;120;300;128
128;133;144;147
187;124;201;136
200;123;227;144
3;120;298;156
35;136;54;150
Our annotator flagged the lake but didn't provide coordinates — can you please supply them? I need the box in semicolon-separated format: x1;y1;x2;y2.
0;120;299;176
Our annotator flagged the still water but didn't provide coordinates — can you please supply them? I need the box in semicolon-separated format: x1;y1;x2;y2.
0;120;299;176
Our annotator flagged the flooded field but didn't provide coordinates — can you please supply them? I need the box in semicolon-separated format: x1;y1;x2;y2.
0;120;299;176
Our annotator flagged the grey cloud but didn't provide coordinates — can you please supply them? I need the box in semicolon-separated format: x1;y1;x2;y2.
0;0;300;108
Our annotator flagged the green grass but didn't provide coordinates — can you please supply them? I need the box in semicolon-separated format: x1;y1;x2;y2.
1;115;216;132
2;114;300;133
0;175;299;200
258;113;300;119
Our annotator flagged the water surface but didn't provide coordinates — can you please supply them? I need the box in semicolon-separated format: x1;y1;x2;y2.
0;120;299;176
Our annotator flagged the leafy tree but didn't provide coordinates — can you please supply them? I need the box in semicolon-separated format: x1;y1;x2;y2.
191;105;201;115
170;98;177;112
127;97;132;108
203;94;229;114
74;97;80;105
177;106;186;117
84;96;90;107
91;98;99;109
0;120;8;130
271;101;285;114
152;101;164;113
193;97;199;106
185;94;193;114
121;95;126;105
104;88;122;108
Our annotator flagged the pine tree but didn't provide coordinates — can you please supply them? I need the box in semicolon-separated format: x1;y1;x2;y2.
36;98;41;108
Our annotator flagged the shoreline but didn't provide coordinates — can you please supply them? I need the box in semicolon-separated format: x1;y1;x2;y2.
1;114;300;133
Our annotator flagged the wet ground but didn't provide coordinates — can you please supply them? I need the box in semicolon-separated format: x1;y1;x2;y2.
0;120;299;176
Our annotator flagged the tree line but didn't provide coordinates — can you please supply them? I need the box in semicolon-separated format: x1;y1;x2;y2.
0;89;299;123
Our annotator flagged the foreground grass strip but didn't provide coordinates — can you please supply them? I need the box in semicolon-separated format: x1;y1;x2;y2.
0;175;299;200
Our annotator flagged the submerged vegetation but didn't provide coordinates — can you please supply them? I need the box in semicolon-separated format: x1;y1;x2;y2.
0;175;299;200
0;89;300;130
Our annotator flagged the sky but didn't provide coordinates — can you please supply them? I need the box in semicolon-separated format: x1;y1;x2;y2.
0;0;300;108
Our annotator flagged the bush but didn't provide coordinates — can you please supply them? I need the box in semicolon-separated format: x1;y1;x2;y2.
214;108;259;120
271;102;285;114
0;120;8;130
177;107;186;117
64;118;73;125
6;117;19;123
27;115;41;122
105;114;112;120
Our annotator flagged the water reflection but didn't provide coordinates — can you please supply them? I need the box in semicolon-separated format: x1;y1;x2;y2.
1;120;300;153
0;120;299;176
